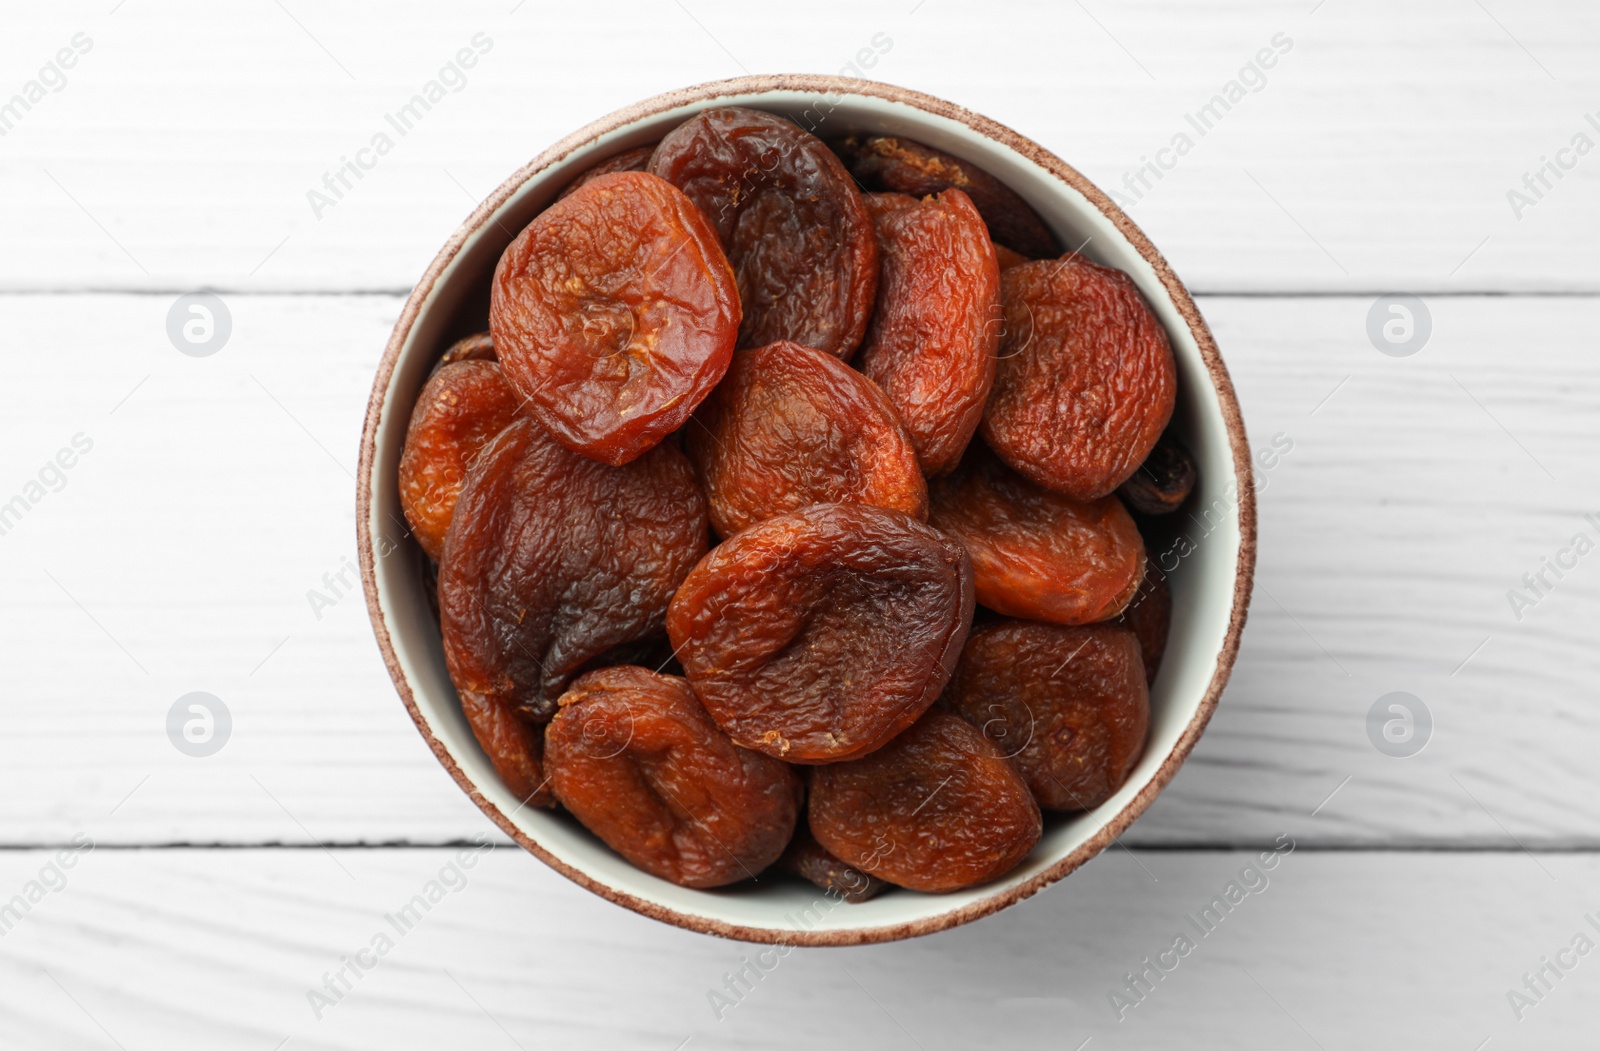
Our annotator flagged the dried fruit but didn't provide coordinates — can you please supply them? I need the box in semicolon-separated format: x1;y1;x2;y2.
667;502;974;764
1116;428;1197;516
831;135;1059;259
686;340;927;537
398;360;524;561
928;444;1144;625
778;825;887;903
1116;564;1171;684
992;242;1030;271
856;189;1000;477
439;418;708;724
809;711;1041;892
436;331;496;368
650;107;877;357
983;255;1176;500
490;171;740;466
556;145;654;200
942;620;1148;811
460;690;553;808
546;666;802;888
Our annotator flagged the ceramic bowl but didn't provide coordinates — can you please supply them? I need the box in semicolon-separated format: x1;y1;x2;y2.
358;74;1256;945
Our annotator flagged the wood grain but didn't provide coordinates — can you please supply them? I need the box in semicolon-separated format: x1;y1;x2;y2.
1;292;1594;848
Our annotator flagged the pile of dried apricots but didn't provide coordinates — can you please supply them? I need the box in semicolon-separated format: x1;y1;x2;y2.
398;107;1198;899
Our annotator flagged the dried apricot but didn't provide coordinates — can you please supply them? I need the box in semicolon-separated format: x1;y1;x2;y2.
436;331;496;368
928;444;1144;625
667;502;974;764
546;666;801;888
1117;563;1171;684
856;189;1000;477
439;418;708;725
993;242;1029;271
942;620;1148;811
556;145;654;200
650;107;877;357
983;255;1176;499
490;170;740;466
685;340;926;537
1117;428;1197;516
460;689;553;808
832;135;1059;259
808;711;1041;892
398;360;523;561
778;825;887;903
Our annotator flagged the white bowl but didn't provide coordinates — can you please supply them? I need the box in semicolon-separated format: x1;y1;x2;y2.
358;75;1256;945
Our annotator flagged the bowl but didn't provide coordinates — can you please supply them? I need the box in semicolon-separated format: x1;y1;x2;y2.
357;75;1256;945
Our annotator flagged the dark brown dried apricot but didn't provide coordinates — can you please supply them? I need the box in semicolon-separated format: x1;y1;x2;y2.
546;666;801;888
928;444;1144;625
1117;563;1172;684
983;255;1177;500
778;825;888;903
856;189;1000;477
667;502;974;764
460;689;553;808
809;711;1041;892
650;107;877;357
685;340;927;537
398;360;523;561
832;135;1060;259
1117;428;1197;516
439;417;708;725
490;170;739;466
942;620;1148;811
556;145;654;200
436;331;496;368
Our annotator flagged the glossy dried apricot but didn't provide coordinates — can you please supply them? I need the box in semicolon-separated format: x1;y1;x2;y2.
983;255;1177;499
460;689;553;808
436;331;496;368
556;145;654;200
856;189;1000;477
809;711;1041;892
667;503;974;764
1117;563;1172;684
490;170;739;466
398;360;523;561
650;107;877;357
928;444;1144;625
1117;428;1197;516
685;340;926;537
942;620;1148;811
993;242;1030;271
546;666;801;888
439;418;708;725
778;826;887;903
832;135;1059;259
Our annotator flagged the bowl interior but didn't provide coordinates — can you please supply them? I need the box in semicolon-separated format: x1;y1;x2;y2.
363;81;1248;943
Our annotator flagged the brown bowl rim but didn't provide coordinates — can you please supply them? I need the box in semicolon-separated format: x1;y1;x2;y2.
356;73;1258;946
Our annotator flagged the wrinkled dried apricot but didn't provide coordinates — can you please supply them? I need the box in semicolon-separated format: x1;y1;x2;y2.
983;255;1176;499
460;689;553;808
556;145;654;200
856;189;1000;477
1117;563;1172;684
1117;428;1197;516
650;107;877;357
399;360;524;561
436;331;496;368
667;503;974;763
546;666;801;888
685;340;927;537
993;242;1029;271
490;171;739;466
809;711;1041;892
778;825;888;903
942;620;1148;811
832;135;1059;259
439;418;708;724
928;444;1144;624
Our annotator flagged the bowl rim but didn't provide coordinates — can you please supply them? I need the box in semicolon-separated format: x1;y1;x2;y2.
357;73;1258;946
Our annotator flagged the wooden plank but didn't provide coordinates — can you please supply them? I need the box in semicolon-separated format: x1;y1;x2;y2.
1;291;1595;848
0;1;1597;293
0;847;1594;1048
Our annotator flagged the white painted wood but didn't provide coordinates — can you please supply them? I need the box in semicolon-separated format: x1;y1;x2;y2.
0;847;1594;1049
1;292;1595;847
1;1;1597;293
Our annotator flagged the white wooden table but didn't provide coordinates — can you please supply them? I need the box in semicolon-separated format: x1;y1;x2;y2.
3;1;1597;1047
